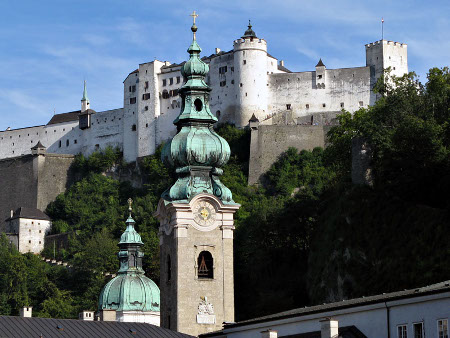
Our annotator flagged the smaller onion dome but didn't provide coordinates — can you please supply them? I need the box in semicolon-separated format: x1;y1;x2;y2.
242;20;257;39
99;199;160;314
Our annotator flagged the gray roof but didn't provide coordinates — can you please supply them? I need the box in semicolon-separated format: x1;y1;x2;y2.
201;280;450;335
6;207;51;221
47;111;80;125
278;64;292;73
0;316;193;338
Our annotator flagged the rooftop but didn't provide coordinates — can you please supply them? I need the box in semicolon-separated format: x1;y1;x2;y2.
6;207;51;221
47;111;81;125
0;316;193;338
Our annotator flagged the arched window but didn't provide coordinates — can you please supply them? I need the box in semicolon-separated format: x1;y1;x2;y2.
167;254;171;282
197;251;213;279
162;90;169;99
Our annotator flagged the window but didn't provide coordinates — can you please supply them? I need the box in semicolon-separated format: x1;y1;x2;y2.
39;230;42;233
220;80;226;87
243;60;247;65
142;93;150;100
167;255;171;282
66;140;69;147
359;101;364;107
162;79;167;86
231;67;234;72
219;66;227;74
286;104;291;110
145;81;149;89
240;83;243;87
39;241;41;244
197;251;213;279
177;76;181;84
131;124;136;131
162;90;169;99
340;102;345;108
322;103;326;107
129;97;136;104
129;85;136;93
438;319;448;338
231;80;234;84
306;104;310;109
413;323;424;338
216;111;221;118
318;74;322;79
74;139;77;144
194;99;203;112
146;123;148;128
144;106;149;111
397;325;407;338
59;140;61;148
29;240;31;244
169;78;173;85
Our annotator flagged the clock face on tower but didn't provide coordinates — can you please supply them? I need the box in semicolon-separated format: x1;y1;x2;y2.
193;201;216;227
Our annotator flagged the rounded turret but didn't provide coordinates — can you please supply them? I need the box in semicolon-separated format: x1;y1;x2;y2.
233;21;268;127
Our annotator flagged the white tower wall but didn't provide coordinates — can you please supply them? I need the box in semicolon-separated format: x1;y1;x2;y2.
233;38;269;127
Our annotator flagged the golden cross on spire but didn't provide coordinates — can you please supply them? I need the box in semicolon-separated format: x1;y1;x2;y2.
127;198;133;216
190;10;198;25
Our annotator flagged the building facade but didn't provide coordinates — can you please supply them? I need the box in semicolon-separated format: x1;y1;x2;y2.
0;23;407;163
200;281;450;338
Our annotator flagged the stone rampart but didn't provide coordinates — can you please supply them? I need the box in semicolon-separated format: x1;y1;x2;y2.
248;123;331;185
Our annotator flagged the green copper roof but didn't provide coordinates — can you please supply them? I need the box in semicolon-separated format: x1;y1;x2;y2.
161;19;234;204
99;200;160;313
81;80;89;102
119;216;143;245
242;20;257;39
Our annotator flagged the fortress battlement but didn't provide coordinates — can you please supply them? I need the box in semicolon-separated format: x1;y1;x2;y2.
365;40;407;48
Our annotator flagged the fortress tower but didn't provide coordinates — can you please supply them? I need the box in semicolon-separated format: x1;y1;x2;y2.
155;15;240;337
233;21;269;127
366;40;408;82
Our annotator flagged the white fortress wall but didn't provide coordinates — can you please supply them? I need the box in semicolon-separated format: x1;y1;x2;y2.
123;71;139;162
268;66;372;119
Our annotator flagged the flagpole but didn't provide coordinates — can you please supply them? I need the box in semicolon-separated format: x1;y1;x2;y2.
381;17;384;40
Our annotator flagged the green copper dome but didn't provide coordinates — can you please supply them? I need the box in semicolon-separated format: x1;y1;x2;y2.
99;201;160;313
242;20;257;39
161;20;234;204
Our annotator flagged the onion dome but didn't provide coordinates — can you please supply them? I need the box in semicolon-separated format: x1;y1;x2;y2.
99;199;160;313
242;20;257;39
161;17;234;204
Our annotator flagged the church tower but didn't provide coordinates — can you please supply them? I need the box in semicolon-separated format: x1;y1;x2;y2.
81;80;90;112
155;13;240;337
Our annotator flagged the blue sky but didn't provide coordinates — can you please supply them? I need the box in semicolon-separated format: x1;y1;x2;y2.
0;0;448;130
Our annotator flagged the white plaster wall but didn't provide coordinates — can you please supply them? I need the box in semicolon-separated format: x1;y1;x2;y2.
12;217;51;254
268;67;372;120
365;40;408;80
123;71;139;162
117;310;160;326
233;38;269;127
217;292;450;338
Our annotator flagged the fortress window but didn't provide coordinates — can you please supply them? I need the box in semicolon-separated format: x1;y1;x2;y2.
359;101;364;107
59;140;61;148
144;81;149;89
74;139;77;144
170;78;174;85
322;103;326;108
167;254;172;282
162;90;169;99
231;67;234;72
413;323;423;338
306;104;310;109
197;251;213;279
177;76;181;83
318;75;322;79
129;85;136;93
142;93;150;100
129;97;136;104
340;102;345;108
216;111;221;118
286;104;291;110
144;106;149;111
29;240;31;244
39;241;41;244
162;79;167;87
219;66;227;74
39;230;41;233
240;83;243;87
132;124;137;131
243;60;247;65
172;89;178;96
66;140;69;147
146;123;148;128
220;80;226;87
231;80;234;84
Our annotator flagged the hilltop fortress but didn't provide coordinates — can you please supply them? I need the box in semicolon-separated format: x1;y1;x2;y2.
0;23;407;164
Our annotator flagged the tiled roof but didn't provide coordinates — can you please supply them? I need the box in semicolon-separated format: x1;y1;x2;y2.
0;316;194;338
278;64;292;73
6;207;51;221
47;111;80;125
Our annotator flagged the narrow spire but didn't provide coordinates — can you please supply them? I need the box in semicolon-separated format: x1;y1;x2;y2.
81;80;89;102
